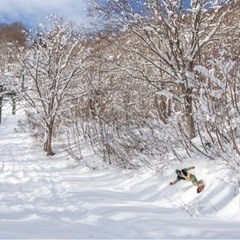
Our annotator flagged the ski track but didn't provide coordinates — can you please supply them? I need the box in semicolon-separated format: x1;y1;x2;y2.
0;111;239;239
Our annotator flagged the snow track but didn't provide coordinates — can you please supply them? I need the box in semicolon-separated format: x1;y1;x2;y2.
0;109;239;239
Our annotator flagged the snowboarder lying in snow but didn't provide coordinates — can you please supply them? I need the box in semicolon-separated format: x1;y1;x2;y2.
169;166;205;193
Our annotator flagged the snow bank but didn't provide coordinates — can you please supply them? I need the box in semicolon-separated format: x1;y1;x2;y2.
0;103;239;239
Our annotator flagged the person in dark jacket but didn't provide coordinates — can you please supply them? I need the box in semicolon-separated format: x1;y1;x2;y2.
170;166;205;193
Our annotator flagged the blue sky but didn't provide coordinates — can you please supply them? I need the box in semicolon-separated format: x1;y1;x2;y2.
0;0;89;29
0;0;195;30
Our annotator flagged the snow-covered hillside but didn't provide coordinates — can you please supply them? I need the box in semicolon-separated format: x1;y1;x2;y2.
0;103;239;239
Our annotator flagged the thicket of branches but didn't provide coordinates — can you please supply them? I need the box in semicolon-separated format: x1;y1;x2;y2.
1;1;239;171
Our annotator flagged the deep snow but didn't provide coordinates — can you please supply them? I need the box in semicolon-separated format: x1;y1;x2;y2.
0;102;239;239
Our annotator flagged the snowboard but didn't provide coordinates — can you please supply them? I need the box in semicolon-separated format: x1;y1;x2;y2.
197;183;206;193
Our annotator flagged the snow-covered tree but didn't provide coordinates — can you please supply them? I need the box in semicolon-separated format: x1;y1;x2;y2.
90;0;235;140
17;18;86;156
0;23;27;122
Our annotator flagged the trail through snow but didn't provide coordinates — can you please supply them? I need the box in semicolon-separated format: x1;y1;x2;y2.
0;104;239;239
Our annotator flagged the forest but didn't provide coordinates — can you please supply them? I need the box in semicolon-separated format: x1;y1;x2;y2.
0;0;239;173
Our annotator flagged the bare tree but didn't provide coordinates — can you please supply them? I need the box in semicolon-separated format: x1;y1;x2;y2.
0;22;27;46
17;18;86;155
0;22;27;74
90;0;235;140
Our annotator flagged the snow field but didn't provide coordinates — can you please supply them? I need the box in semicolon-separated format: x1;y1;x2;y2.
0;103;239;239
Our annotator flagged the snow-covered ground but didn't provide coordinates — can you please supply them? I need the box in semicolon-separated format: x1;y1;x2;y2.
0;102;239;239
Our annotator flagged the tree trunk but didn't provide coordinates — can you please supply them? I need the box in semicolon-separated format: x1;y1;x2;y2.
44;124;55;156
185;87;196;140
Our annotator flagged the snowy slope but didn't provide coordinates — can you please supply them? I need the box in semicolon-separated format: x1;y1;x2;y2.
0;103;239;239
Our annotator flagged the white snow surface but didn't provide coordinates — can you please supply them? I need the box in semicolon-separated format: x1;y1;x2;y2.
0;104;239;239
